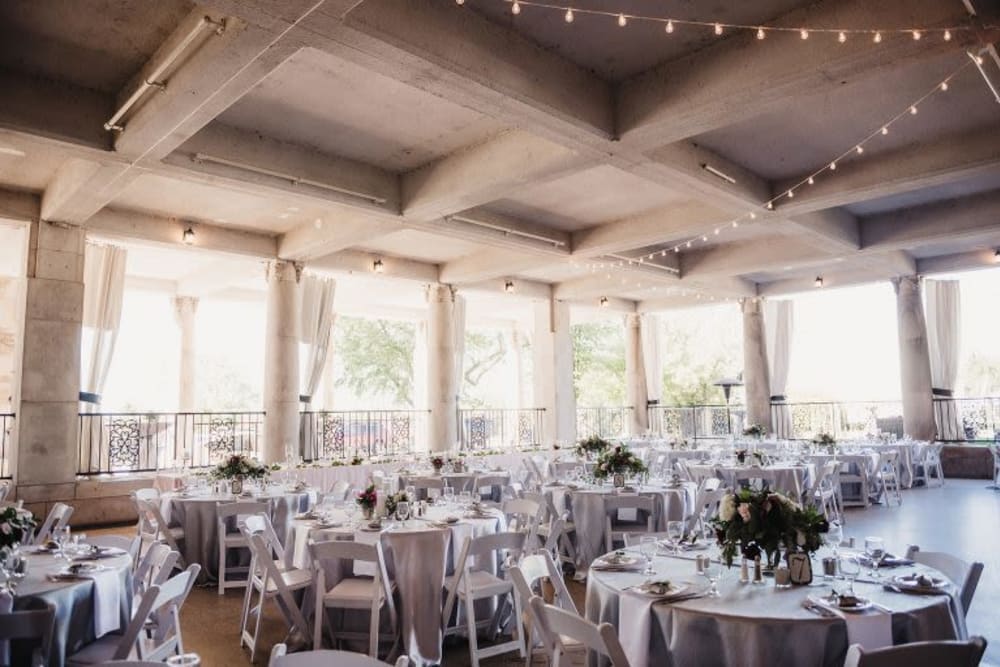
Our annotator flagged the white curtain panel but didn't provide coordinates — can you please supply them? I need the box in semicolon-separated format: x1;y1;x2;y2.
925;279;963;440
412;319;428;412
639;314;662;433
81;242;127;408
452;292;467;402
298;275;336;403
764;299;794;439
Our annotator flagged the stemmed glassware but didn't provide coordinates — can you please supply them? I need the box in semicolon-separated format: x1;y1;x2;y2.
864;536;885;578
0;545;27;593
702;554;723;597
639;536;657;575
55;526;72;561
396;501;410;528
839;555;861;594
666;521;685;556
442;486;455;507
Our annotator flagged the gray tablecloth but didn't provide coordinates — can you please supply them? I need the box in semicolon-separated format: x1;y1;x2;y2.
687;464;813;499
13;552;133;667
546;484;696;570
161;490;311;583
586;549;966;667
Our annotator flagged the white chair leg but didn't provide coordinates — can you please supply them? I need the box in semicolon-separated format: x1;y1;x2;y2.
465;596;480;667
218;545;226;595
369;604;380;658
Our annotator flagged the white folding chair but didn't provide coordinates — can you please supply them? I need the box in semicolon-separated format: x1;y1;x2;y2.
509;550;578;661
913;443;945;488
134;499;186;566
875;451;902;506
67;564;201;664
268;644;411;666
0;604;55;667
989;443;1000;491
529;597;631;667
685;486;727;539
904;546;984;617
133;543;179;602
443;532;527;667
240;533;313;662
603;495;655;552
32;502;74;546
216;501;269;595
327;480;353;502
503;498;543;548
844;636;986;667
309;539;399;657
0;480;11;502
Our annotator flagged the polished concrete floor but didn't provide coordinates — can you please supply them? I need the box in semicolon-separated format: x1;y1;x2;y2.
93;478;1000;665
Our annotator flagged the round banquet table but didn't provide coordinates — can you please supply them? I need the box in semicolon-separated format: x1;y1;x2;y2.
160;488;312;583
290;504;507;665
545;482;697;571
395;470;511;500
586;547;967;667
10;549;133;667
686;463;813;500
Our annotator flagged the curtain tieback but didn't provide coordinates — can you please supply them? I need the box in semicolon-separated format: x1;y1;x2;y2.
931;388;954;398
769;395;787;402
79;391;101;404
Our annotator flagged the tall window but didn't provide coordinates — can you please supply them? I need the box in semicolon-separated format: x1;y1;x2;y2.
573;316;625;407
948;268;1000;397
332;316;415;409
660;304;743;405
195;297;265;411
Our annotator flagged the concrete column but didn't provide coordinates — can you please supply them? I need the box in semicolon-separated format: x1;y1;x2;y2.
173;296;198;412
14;221;85;492
892;276;935;439
426;284;458;452
624;313;649;435
741;297;772;432
263;261;301;464
533;299;576;445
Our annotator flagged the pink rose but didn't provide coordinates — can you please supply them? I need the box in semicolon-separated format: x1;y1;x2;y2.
737;503;752;522
1;522;11;535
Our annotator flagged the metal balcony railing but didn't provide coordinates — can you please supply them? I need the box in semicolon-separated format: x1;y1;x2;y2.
576;407;633;439
937;397;1000;442
77;411;264;475
458;408;545;451
300;410;428;461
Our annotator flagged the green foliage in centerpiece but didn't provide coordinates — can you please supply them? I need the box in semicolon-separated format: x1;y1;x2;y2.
742;424;767;438
212;454;268;480
813;432;836;445
576;435;612;458
385;491;409;517
592;444;647;480
713;487;828;567
0;506;36;551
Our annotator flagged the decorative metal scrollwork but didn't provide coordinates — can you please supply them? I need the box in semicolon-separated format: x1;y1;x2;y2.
206;415;236;462
107;417;141;470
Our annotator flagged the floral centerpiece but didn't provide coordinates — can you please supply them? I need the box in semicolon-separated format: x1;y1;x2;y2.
356;483;378;520
576;435;611;460
592;444;647;487
0;505;36;552
743;424;767;439
350;456;365;466
713;487;828;571
430;455;446;473
213;454;268;494
813;432;837;453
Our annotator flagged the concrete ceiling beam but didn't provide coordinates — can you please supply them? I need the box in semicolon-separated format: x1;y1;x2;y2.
308;248;439;283
570;201;729;257
917;249;1000;275
176;260;266;297
278;213;400;262
616;0;995;146
860;190;1000;249
783;208;861;253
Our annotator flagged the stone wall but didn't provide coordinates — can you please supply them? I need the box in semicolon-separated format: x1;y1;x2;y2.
17;475;149;528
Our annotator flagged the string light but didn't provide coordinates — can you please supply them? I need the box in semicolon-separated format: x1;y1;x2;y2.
564;7;573;22
829;161;837;170
714;22;723;36
881;126;889;135
617;13;626;27
511;1;521;14
800;28;809;40
756;27;765;40
855;145;864;154
944;30;952;41
838;31;846;43
373;258;385;274
873;32;882;43
912;30;922;40
665;20;674;34
940;81;949;91
807;176;815;185
910;105;918;115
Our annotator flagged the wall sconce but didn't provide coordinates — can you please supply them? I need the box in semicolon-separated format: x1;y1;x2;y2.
814;276;824;288
599;296;609;308
993;249;1000;263
182;227;195;245
504;280;515;294
373;258;385;274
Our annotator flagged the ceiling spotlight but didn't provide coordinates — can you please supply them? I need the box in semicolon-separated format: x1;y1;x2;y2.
504;280;515;293
599;296;609;308
814;276;824;288
373;258;385;274
182;227;195;245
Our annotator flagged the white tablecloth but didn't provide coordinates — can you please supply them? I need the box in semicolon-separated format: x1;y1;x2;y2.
586;547;967;667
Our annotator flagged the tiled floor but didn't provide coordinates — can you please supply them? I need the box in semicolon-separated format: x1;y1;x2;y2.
93;478;1000;665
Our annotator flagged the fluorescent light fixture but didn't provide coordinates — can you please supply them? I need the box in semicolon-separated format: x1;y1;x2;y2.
0;146;26;157
700;163;737;184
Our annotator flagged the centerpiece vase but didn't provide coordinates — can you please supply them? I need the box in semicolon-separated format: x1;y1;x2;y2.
230;475;244;495
361;506;374;521
612;472;626;488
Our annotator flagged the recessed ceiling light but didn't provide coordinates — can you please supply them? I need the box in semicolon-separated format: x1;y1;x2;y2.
287;206;299;212
0;146;26;157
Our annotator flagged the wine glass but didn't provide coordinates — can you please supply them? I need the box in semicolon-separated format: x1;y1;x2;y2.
442;486;455;506
702;557;723;597
864;536;885;578
396;501;411;528
55;526;72;560
4;548;27;592
839;555;861;594
825;520;844;554
639;535;657;575
666;521;685;555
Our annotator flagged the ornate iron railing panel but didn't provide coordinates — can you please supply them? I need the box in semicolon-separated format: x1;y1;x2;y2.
938;397;1000;442
300;410;427;461
77;412;264;474
576;407;633;440
457;408;545;451
648;405;745;440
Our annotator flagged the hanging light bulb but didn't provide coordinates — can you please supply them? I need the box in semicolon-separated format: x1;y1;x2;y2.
838;31;847;43
732;220;739;228
674;246;680;252
511;1;520;15
686;240;692;248
786;189;795;199
830;161;837;171
944;29;952;41
807;176;815;185
873;31;882;43
756;27;766;40
881;126;889;135
800;28;809;39
714;227;720;235
455;0;464;5
373;258;385;273
749;212;757;220
701;235;708;242
504;280;515;293
940;81;949;91
814;276;824;288
766;201;775;210
910;105;918;115
856;145;864;154
617;13;627;27
665;20;674;34
912;30;922;40
564;7;573;22
714;22;723;36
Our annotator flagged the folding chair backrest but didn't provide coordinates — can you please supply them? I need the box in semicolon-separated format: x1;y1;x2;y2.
328;480;352;501
217;501;270;536
699;476;721;493
0;480;10;502
142;564;201;661
135;499;182;551
134;542;179;596
0;604;55;665
529;597;631;667
603;495;655;516
33;502;73;545
242;513;287;563
247;534;310;634
133;488;160;503
309;539;391;600
905;546;984;616
844;636;987;667
109;583;163;661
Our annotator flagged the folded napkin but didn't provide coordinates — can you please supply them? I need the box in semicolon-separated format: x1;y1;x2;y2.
810;596;892;650
619;584;703;667
858;553;913;568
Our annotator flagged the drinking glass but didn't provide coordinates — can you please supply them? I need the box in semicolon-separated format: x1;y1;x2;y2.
666;521;685;555
55;526;72;559
825;520;844;554
442;487;455;506
864;536;885;578
702;558;723;597
839;555;861;594
459;491;472;507
405;485;417;503
396;501;411;527
639;535;657;575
